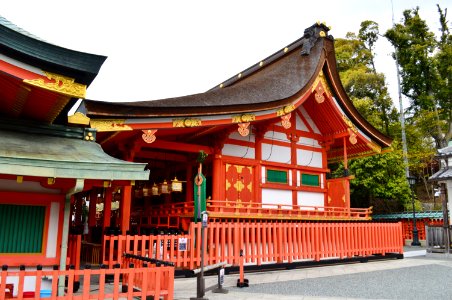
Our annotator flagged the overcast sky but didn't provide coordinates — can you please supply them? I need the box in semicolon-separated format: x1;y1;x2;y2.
2;0;450;109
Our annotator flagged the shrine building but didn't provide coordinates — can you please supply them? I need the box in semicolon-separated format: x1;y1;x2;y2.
0;18;403;299
74;22;392;232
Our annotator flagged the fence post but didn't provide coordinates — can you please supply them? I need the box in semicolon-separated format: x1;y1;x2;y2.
212;266;228;294
236;249;249;288
1;265;8;299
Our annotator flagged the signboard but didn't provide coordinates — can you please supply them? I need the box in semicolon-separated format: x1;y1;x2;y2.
219;268;225;285
178;237;188;251
202;212;208;228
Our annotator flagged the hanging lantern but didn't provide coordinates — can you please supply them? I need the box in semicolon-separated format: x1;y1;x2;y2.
171;177;183;192
159;180;170;194
142;185;149;197
151;183;159;196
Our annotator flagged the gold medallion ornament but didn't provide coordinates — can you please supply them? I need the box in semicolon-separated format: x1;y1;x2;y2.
23;71;86;98
142;129;157;144
281;114;292;129
238;122;250;136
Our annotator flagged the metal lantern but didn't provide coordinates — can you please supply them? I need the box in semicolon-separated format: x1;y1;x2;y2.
171;176;183;192
159;180;169;194
142;186;149;197
151;183;159;196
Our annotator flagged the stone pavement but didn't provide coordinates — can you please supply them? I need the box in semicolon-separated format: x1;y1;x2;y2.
173;246;452;300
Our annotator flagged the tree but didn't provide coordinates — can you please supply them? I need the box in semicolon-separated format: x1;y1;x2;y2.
335;25;398;136
333;21;415;212
385;6;452;148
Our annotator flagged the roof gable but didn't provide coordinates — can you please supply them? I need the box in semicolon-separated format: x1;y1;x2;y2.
78;22;392;158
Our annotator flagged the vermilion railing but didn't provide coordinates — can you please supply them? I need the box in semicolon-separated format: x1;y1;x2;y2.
402;219;443;241
206;199;372;220
103;221;403;269
0;264;174;300
144;200;373;224
103;232;192;269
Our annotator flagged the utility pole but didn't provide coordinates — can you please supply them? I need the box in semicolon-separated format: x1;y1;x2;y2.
391;0;409;179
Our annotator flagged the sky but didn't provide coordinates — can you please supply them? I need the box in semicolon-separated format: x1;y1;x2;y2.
2;0;450;109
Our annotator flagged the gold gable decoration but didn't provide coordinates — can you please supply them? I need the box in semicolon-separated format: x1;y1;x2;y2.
90;119;133;132
341;115;358;133
367;142;382;154
311;71;332;99
173;118;202;127
23;71;86;98
232;114;255;123
68;112;90;125
276;104;295;117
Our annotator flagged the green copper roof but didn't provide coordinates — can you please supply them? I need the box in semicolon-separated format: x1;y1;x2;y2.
0;128;149;180
373;211;443;220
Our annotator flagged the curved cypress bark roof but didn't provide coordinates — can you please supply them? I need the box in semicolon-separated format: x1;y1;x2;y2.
80;23;392;149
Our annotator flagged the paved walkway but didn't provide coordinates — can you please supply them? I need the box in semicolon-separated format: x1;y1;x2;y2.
173;247;452;300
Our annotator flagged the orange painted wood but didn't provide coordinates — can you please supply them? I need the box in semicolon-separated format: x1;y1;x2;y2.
101;221;403;271
120;186;132;235
103;188;113;231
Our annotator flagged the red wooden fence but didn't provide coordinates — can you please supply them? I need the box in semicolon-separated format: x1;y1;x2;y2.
0;264;174;299
402;219;443;241
103;221;403;269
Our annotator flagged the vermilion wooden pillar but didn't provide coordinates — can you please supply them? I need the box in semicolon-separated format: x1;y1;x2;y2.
120;186;132;234
343;137;348;171
254;129;263;204
102;187;113;232
290;125;298;206
212;153;222;200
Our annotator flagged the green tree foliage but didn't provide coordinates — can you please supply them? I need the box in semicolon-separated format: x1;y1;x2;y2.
385;6;452;148
335;24;398;136
333;21;416;212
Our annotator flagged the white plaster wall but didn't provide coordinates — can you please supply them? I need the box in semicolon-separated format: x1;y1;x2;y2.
299;106;321;134
295;113;309;132
297;149;323;168
222;144;255;159
262;189;292;208
297;191;324;210
298;137;321;148
264;130;288;141
46;202;59;258
262;144;290;163
229;131;255;142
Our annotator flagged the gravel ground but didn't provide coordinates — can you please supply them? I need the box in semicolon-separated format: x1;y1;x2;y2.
236;264;452;300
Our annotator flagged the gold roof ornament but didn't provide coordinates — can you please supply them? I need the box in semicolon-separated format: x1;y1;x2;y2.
90;119;133;132
24;71;86;98
68;112;90;125
173;118;202;127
